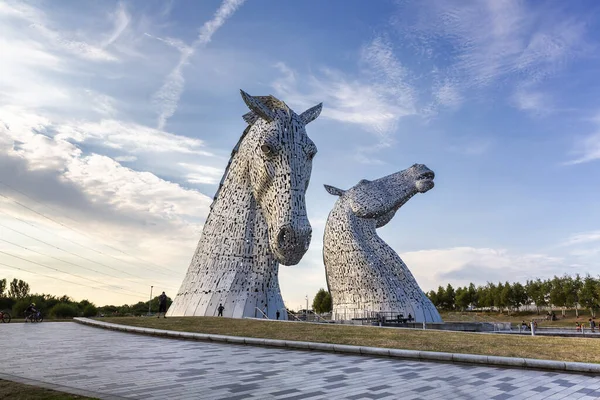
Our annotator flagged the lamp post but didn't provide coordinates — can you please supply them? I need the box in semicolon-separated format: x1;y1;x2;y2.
148;285;153;316
305;295;308;321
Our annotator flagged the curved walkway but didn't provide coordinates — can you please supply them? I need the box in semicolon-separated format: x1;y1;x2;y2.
1;322;600;400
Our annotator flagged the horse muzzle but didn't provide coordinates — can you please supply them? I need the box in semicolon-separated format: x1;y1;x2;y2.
272;224;312;265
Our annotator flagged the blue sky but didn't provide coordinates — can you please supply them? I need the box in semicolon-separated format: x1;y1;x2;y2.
1;0;599;308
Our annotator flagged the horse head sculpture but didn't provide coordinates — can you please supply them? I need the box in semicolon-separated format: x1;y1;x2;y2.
168;91;322;318
240;91;321;265
323;164;441;323
324;164;435;227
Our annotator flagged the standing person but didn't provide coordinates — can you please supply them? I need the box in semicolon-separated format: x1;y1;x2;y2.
217;303;224;317
590;319;596;333
276;310;280;320
157;292;168;318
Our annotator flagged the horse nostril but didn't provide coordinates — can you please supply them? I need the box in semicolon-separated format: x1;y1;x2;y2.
277;227;290;248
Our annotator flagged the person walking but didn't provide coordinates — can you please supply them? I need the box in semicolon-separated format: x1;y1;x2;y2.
157;292;168;318
276;310;280;320
218;303;224;317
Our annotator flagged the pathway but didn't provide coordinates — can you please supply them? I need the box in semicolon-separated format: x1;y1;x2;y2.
1;323;599;399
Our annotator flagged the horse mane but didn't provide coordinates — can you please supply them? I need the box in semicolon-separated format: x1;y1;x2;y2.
210;95;290;209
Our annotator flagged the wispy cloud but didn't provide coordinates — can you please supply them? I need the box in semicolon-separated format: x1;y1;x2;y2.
564;114;600;165
561;231;600;247
54;119;213;156
101;2;130;48
152;0;246;130
392;0;591;113
29;23;118;62
178;163;224;185
0;0;228;305
273;36;418;140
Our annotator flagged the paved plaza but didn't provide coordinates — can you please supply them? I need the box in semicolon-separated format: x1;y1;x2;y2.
1;323;600;399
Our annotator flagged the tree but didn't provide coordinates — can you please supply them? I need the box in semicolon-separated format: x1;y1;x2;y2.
494;282;505;312
312;288;332;314
455;287;470;311
50;303;79;319
478;284;494;309
321;292;332;313
579;275;600;318
443;283;455;310
525;279;547;314
426;290;438;306
8;279;30;299
500;282;513;314
435;286;446;309
0;278;6;297
467;283;478;309
567;275;583;317
549;276;567;316
82;304;98;317
510;282;528;311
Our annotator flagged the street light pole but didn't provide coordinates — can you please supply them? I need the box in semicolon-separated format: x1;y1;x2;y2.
305;295;308;321
149;285;153;316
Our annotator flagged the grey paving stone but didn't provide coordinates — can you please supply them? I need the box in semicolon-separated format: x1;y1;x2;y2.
491;394;513;400
1;322;599;400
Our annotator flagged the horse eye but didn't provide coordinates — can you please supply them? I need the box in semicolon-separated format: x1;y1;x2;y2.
261;144;273;156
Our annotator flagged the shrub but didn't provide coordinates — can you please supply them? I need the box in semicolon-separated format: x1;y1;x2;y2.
82;304;98;317
12;299;32;318
50;303;79;319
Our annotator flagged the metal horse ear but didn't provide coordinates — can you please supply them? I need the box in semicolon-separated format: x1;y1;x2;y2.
324;184;345;197
240;90;276;122
299;103;322;125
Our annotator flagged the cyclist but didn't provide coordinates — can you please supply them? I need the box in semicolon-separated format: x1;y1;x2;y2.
24;303;37;322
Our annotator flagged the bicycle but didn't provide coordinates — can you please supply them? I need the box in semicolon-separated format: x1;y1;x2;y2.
25;311;43;323
0;310;11;323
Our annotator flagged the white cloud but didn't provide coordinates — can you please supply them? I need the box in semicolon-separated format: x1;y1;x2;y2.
114;156;137;162
30;23;117;62
565;130;600;165
178;163;224;185
102;2;130;48
392;0;590;112
152;0;247;130
54;119;213;156
401;246;569;291
1;111;211;220
512;87;550;115
434;81;463;109
273;58;416;139
561;231;600;247
0;1;228;305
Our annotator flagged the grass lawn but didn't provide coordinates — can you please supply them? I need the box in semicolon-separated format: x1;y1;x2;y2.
439;310;598;328
0;379;96;400
100;316;600;364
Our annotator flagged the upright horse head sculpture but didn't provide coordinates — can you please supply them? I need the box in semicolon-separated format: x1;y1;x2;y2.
323;164;442;323
168;91;322;319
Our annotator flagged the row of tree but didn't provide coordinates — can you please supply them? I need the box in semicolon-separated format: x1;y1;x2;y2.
0;278;172;319
426;274;600;316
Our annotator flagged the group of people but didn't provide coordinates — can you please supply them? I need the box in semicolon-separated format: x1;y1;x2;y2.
576;319;597;332
520;320;537;331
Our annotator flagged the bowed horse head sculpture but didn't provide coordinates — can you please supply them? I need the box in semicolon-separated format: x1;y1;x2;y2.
324;163;435;226
323;163;442;323
240;91;322;265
